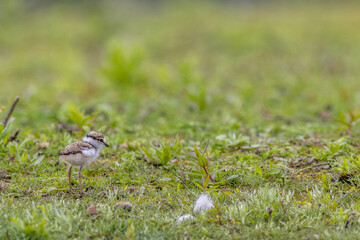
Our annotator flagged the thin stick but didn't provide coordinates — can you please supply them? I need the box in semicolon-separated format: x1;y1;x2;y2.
202;139;210;155
2;96;20;127
203;166;215;183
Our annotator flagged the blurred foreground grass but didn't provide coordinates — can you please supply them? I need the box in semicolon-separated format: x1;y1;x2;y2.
2;1;360;239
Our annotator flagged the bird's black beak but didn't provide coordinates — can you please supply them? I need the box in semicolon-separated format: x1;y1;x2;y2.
104;142;109;147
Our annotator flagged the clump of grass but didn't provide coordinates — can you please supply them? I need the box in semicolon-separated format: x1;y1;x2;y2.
101;41;146;88
187;86;208;112
9;210;49;239
142;137;182;166
59;104;97;133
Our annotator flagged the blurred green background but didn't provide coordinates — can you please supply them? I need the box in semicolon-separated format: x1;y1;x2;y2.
2;2;360;239
1;0;360;134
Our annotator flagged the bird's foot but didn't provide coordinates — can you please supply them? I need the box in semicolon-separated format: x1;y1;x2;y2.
69;188;78;193
69;184;84;191
69;185;87;194
69;188;87;195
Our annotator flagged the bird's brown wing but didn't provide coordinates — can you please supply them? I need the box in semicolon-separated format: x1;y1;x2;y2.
58;141;94;156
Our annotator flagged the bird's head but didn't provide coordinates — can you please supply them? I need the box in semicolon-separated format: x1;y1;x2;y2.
83;131;109;149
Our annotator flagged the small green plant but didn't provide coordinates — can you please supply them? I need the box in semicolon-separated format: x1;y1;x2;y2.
324;142;346;158
142;137;182;166
185;143;215;183
63;105;97;131
311;138;350;161
260;148;281;160
187;86;208;112
7;138;43;165
336;110;360;135
178;58;209;112
102;41;145;87
334;155;360;185
215;133;250;150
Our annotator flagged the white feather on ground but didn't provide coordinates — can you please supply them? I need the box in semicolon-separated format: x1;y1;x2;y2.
177;214;195;223
193;193;214;213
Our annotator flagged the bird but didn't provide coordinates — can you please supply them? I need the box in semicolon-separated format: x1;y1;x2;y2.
58;131;109;194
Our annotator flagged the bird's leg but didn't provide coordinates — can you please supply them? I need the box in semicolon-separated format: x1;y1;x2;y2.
68;166;73;190
68;166;76;192
68;166;79;192
78;166;86;194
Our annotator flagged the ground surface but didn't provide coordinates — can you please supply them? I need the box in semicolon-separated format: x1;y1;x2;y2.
1;1;360;239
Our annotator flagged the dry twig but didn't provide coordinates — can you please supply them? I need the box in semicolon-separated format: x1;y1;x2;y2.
2;96;20;127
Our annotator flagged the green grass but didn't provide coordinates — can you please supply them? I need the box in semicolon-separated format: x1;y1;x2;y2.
2;1;360;239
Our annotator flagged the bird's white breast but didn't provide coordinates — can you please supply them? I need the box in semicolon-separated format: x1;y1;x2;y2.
81;148;98;165
82;148;97;157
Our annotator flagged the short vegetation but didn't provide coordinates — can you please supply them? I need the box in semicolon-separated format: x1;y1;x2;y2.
1;1;360;239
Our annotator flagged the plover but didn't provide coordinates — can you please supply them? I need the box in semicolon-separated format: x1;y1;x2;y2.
58;131;109;194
